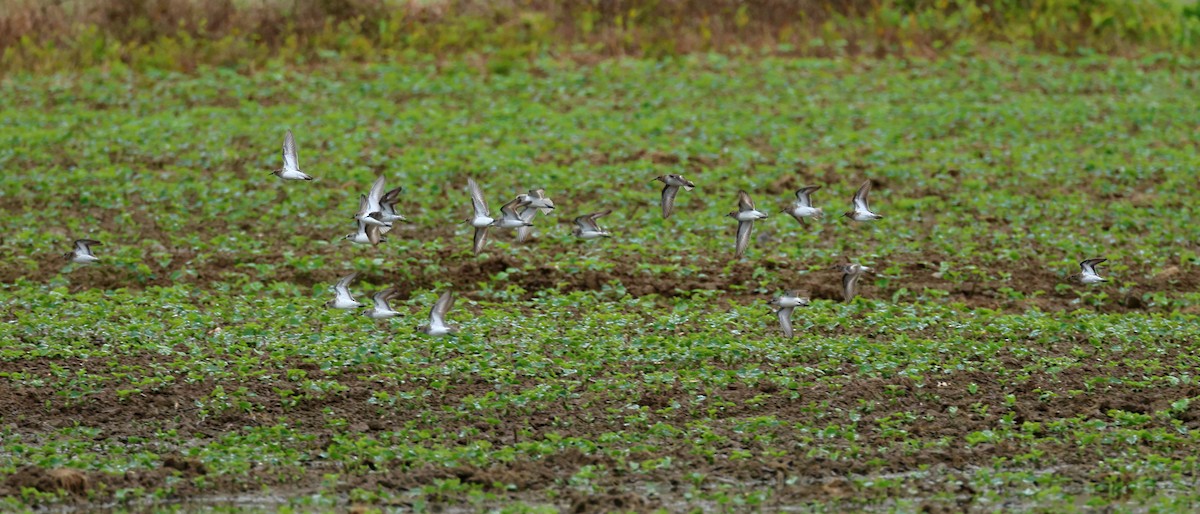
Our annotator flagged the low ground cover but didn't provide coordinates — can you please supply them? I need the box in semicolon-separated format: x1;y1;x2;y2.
1;55;1199;510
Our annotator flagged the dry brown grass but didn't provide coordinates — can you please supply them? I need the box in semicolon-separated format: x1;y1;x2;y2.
0;0;875;48
0;0;1195;72
2;0;375;47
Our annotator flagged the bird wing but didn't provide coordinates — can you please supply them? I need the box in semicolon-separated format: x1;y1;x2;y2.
660;185;679;219
499;197;528;220
334;272;357;291
74;239;102;252
737;190;756;212
516;225;534;243
735;220;753;257
366;223;382;246
842;271;860;302
381;186;403;205
776;307;795;338
518;203;539;223
531;189;555;214
1080;258;1106;275
372;288;395;310
852;180;872;212
354;193;370;219
574;215;598;232
333;273;357;303
473;226;489;254
381;187;406;219
576;210;611;232
429;291;455;326
795;185;820;208
366;175;387;213
282;130;298;170
468;178;489;217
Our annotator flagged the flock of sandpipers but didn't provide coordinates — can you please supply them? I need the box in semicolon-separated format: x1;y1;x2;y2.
62;130;1112;338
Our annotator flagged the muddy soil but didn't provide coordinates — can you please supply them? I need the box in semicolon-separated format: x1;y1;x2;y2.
3;344;1198;510
3;212;1196;315
4;189;1200;510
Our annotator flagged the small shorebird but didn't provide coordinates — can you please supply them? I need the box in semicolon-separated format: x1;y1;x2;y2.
516;189;555;215
653;174;695;219
467;178;495;254
355;176;392;228
840;263;872;302
378;186;408;233
363;287;401;319
496;197;534;230
843;180;882;221
345;196;385;245
419;291;458;336
352;180;391;229
1075;258;1108;284
272;129;313;181
64;239;102;264
784;186;824;224
346;219;384;246
573;210;612;239
325;272;365;309
729;190;768;258
769;290;810;338
516;189;555;243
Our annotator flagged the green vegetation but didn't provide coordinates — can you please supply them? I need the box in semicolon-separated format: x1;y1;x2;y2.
2;33;1200;513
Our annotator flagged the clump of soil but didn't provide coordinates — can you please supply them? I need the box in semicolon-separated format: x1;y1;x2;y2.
4;467;90;496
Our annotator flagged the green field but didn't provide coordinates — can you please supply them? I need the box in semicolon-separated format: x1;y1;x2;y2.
2;55;1200;511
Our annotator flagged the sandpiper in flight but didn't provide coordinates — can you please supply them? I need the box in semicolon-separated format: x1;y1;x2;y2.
419;291;458;336
517;189;555;215
730;190;768;258
355;175;392;228
64;239;102;264
785;186;824;223
377;185;408;233
515;189;555;243
769;290;810;338
843;180;882;221
840;263;872;302
573;210;613;239
496;197;534;230
272;129;313;181
325;272;365;309
653;174;695;219
1075;258;1108;284
363;287;401;319
345;195;385;245
466;178;495;255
